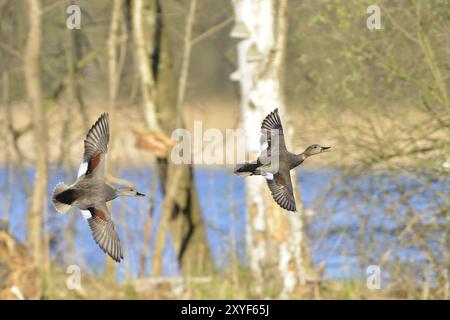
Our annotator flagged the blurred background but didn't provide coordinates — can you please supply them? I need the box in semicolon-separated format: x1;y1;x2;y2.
0;0;448;299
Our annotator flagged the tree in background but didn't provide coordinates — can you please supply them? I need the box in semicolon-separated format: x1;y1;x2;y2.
286;0;449;299
132;0;212;277
0;0;446;299
231;0;315;297
25;0;47;275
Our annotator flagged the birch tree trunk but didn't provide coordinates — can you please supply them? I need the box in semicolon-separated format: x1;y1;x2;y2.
25;0;47;270
231;0;311;297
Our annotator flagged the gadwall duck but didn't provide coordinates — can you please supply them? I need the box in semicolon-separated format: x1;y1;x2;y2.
234;108;331;212
52;113;145;262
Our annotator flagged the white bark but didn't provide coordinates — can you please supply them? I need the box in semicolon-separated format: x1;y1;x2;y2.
231;0;308;297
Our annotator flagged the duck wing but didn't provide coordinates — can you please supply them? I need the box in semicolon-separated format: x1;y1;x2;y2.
266;169;297;212
78;113;109;178
86;203;123;262
260;108;287;163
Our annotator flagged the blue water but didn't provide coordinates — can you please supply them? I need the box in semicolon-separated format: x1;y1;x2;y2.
0;165;447;284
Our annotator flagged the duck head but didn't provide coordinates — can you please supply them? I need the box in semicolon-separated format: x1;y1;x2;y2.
116;186;145;197
303;144;331;158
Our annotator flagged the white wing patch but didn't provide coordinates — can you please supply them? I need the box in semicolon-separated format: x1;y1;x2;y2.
80;209;91;221
77;162;88;178
264;172;274;180
260;140;269;151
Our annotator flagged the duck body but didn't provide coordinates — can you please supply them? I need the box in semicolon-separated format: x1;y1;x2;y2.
249;152;299;175
234;108;330;212
51;113;145;262
54;179;118;211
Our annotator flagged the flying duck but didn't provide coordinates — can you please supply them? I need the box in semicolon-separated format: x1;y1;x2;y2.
234;108;331;212
52;113;145;262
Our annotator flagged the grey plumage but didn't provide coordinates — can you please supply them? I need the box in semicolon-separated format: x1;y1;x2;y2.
52;113;145;263
234;108;331;212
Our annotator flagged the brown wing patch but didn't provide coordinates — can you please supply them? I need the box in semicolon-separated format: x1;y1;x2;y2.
266;171;297;212
86;153;101;175
83;113;109;177
276;172;287;187
86;206;123;262
88;206;107;221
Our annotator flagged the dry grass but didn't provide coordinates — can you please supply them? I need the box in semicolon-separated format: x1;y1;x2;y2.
45;263;394;300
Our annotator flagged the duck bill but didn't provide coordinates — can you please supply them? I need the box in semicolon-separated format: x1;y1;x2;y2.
321;146;331;152
136;192;145;197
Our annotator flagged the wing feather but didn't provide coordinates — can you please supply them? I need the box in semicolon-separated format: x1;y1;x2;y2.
86;204;123;262
266;170;297;212
260;108;287;159
83;113;109;177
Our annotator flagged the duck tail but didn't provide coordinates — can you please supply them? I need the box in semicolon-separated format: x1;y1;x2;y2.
234;161;260;177
51;183;71;213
